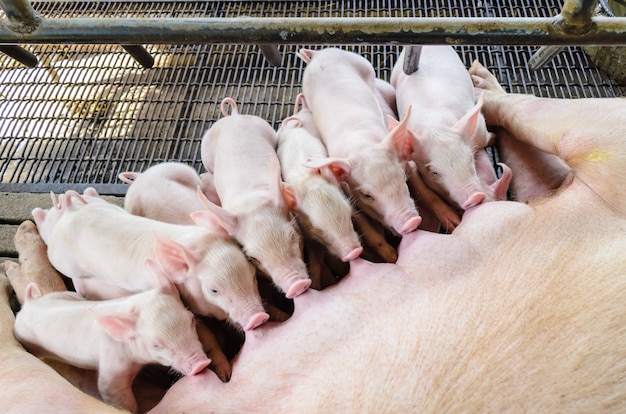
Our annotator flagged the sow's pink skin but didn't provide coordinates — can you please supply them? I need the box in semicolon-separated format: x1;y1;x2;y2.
119;162;221;225
13;282;210;413
200;97;311;299
4;63;626;413
277;93;363;262
143;60;626;413
298;47;421;235
31;189;269;331
391;45;512;210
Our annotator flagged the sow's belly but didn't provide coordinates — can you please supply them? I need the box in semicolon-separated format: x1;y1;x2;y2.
151;200;626;413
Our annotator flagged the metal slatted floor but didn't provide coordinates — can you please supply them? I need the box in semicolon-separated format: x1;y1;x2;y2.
1;0;624;195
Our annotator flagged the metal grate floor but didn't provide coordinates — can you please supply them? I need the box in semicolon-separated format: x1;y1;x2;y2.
1;0;625;195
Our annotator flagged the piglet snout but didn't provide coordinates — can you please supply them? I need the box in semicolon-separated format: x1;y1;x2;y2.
461;192;487;210
244;312;271;331
341;246;364;262
286;278;312;299
395;213;422;235
185;354;211;376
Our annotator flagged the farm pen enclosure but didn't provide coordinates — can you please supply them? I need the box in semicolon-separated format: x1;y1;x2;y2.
1;0;626;256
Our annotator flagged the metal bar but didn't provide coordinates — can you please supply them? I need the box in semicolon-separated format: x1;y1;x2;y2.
528;45;565;70
0;16;626;46
258;44;282;66
120;44;154;68
0;0;41;33
0;44;37;66
402;45;422;75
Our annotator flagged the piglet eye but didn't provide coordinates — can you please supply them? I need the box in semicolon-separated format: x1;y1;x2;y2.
361;192;374;201
211;289;219;294
426;166;440;178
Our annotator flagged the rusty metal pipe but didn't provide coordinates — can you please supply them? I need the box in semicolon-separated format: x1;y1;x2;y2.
0;16;625;46
558;0;599;34
0;0;41;33
528;1;598;70
120;44;154;68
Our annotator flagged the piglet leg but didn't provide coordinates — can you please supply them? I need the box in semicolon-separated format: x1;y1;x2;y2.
98;359;142;412
7;220;66;303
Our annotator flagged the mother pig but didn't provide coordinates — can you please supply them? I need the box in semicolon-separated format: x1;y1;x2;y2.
3;62;626;413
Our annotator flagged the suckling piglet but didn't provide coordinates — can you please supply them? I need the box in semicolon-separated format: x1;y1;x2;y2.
298;47;421;235
32;189;269;331
391;45;511;210
119;162;221;225
277;93;363;262
13;281;209;413
200;97;310;299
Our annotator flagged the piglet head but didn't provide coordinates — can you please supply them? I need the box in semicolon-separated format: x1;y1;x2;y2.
150;230;270;331
194;239;270;331
409;95;492;210
95;288;210;376
291;176;363;262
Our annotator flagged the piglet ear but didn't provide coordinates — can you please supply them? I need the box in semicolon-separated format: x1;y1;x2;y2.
152;232;196;284
144;258;178;296
302;157;351;181
95;311;138;341
387;115;400;130
190;210;232;236
193;186;238;235
297;48;316;64
452;92;483;142
281;183;299;211
383;105;414;160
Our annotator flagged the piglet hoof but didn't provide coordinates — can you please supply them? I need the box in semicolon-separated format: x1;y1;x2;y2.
285;279;312;299
244;312;270;331
13;220;44;254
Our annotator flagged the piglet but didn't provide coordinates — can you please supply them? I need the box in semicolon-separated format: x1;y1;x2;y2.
391;45;511;210
277;93;363;262
298;47;421;235
200;97;310;299
32;189;269;331
14;281;210;413
119;162;221;225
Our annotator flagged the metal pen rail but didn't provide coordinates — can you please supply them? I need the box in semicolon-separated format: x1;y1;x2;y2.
0;0;624;195
0;0;624;67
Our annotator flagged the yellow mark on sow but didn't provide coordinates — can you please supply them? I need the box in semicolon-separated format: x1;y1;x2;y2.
586;150;610;163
